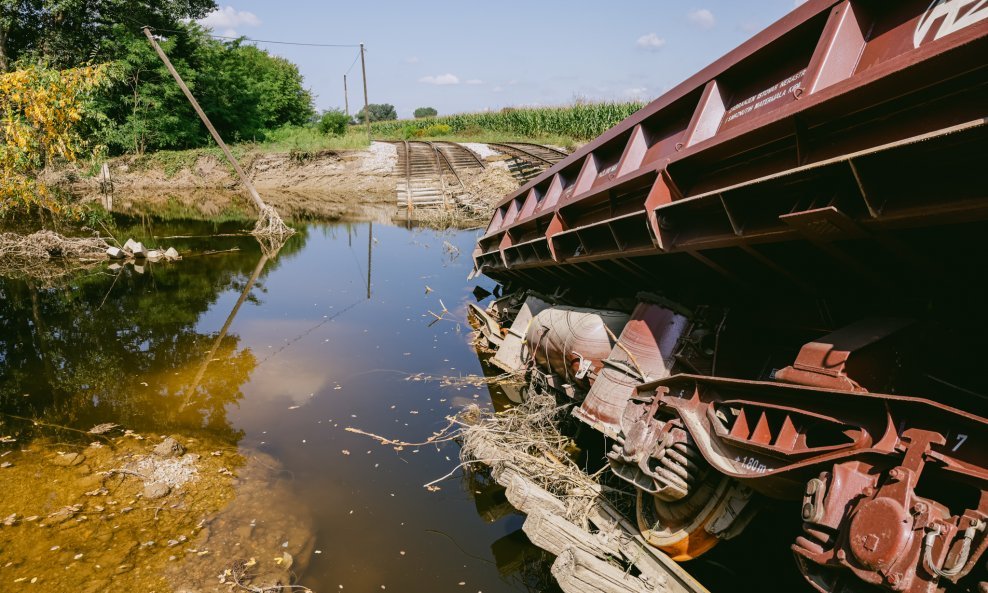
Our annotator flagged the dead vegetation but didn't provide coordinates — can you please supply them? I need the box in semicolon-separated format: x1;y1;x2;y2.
458;391;620;524
458;165;520;218
0;230;111;285
0;230;109;260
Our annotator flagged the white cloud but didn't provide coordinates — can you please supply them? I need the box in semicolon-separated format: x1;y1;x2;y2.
404;56;420;64
465;79;484;85
418;73;460;85
635;33;666;51
492;86;504;92
624;87;648;98
687;8;715;29
198;6;261;34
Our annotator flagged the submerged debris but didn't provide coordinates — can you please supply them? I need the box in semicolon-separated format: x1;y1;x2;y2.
0;230;110;261
459;391;613;524
251;204;295;240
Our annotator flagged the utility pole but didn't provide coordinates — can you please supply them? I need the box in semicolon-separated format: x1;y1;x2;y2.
343;74;350;118
360;42;371;142
142;27;266;215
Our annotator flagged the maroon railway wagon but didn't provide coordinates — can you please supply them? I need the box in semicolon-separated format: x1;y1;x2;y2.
470;1;988;593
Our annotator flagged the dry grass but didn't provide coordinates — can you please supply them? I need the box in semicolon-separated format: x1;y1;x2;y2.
0;230;110;285
459;391;613;524
459;166;520;218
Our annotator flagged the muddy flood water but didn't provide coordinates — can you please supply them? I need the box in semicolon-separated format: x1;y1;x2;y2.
0;215;563;593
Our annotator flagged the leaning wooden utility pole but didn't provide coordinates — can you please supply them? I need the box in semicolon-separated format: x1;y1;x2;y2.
343;74;350;117
142;27;292;238
360;42;371;142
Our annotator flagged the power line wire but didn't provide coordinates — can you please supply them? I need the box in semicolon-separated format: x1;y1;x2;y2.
135;20;360;48
345;50;361;75
206;34;359;48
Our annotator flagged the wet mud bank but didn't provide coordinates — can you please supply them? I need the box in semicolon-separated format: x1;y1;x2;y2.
47;142;519;224
49;144;400;221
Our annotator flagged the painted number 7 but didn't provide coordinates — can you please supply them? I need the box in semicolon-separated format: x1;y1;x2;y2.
952;434;968;452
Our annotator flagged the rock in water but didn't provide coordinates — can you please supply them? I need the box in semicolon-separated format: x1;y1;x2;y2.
153;437;186;458
144;482;171;500
52;452;86;467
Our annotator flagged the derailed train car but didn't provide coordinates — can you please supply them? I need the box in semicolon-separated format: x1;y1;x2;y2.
469;1;988;592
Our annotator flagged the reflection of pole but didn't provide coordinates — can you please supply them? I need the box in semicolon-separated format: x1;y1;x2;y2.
181;253;269;410
366;221;372;299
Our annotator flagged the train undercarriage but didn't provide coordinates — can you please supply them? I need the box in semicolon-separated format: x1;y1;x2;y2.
470;286;987;593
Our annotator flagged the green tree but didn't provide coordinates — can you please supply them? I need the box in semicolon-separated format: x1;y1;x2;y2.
0;0;217;71
356;103;397;123
1;2;315;154
318;109;350;136
413;107;437;118
91;23;314;153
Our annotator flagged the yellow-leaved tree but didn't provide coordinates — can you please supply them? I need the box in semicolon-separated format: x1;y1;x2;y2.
0;63;108;218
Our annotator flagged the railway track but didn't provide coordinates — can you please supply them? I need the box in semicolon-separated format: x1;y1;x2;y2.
487;142;569;181
393;141;485;209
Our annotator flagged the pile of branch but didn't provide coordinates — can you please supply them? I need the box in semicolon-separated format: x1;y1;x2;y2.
0;230;109;261
459;391;608;524
0;230;110;285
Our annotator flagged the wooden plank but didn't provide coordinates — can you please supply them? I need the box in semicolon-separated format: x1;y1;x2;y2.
503;470;568;516
551;547;650;593
523;509;622;558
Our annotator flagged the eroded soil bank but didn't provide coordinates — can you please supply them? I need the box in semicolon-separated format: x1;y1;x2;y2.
47;142;518;223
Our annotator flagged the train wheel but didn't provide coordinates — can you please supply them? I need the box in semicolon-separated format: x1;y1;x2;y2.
636;473;753;561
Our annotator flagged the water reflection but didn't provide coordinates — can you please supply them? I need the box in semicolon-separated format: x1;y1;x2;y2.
0;215;567;593
0;220;305;443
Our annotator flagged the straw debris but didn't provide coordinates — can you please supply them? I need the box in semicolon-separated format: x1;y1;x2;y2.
0;230;111;285
251;205;295;240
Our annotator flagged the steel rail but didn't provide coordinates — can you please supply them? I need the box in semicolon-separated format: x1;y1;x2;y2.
427;141;450;208
433;141;486;170
504;142;569;160
402;140;412;212
487;143;557;167
388;140;492;208
433;146;467;196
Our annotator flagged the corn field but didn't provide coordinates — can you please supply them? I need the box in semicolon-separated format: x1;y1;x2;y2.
369;101;646;141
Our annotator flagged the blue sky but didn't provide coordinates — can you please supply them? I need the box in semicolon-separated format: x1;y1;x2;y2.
198;1;806;119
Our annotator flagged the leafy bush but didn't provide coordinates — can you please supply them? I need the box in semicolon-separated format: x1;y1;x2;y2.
318;110;350;136
414;107;438;118
1;64;108;218
399;123;452;139
421;124;451;137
